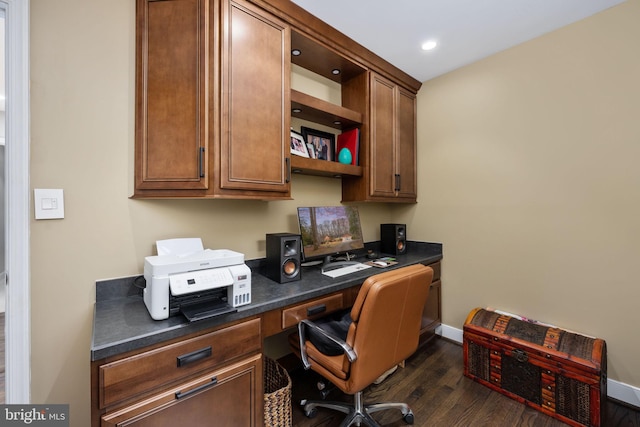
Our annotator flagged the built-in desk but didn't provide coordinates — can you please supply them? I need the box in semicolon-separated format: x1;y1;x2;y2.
91;241;442;427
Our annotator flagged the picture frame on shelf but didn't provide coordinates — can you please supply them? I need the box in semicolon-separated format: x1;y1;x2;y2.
290;129;309;158
306;142;316;159
301;126;335;161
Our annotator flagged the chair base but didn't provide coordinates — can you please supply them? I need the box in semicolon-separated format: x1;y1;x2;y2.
301;390;414;427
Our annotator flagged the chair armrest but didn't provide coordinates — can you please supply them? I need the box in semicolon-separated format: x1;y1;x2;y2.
298;319;357;370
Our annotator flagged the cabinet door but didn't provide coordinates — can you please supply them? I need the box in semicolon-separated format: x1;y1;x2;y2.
135;0;209;192
421;280;441;333
219;0;290;196
368;72;418;202
395;87;417;201
419;280;441;346
101;355;262;427
369;73;397;198
420;262;441;345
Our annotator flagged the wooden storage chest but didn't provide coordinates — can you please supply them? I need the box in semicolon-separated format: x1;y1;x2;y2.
463;308;607;427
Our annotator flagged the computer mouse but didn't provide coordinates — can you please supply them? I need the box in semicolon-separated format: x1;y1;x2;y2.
373;260;387;267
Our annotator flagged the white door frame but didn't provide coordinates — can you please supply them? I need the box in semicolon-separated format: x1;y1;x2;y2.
3;0;30;403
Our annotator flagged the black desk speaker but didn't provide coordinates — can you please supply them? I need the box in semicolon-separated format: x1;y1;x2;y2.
266;233;301;283
380;224;407;255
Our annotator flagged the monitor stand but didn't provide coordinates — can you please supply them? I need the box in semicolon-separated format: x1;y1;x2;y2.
320;254;359;273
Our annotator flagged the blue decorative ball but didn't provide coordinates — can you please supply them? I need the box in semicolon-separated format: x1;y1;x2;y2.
338;148;352;165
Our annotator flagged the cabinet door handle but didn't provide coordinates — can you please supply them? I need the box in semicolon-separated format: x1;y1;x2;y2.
199;147;205;178
175;377;218;400
285;157;291;183
394;174;401;191
307;304;326;316
177;346;212;367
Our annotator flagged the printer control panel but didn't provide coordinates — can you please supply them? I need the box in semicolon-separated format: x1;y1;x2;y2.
169;267;234;296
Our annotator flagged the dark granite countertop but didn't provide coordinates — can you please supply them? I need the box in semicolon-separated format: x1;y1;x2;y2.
91;241;442;361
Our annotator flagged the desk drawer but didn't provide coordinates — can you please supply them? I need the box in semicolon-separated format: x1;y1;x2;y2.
282;294;343;329
101;355;261;427
99;318;260;408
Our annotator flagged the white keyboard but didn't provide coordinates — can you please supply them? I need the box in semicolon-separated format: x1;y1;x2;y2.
322;263;372;278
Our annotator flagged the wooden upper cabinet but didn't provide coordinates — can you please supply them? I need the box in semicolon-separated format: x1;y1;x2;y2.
370;74;396;199
134;0;209;193
395;86;418;201
217;0;291;198
342;72;418;203
133;0;291;199
132;0;420;200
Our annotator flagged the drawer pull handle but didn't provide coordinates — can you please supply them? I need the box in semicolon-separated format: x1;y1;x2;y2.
175;377;217;400
177;346;212;367
307;304;326;316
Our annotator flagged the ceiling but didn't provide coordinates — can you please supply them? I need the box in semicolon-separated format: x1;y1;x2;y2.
290;0;625;83
0;4;625;115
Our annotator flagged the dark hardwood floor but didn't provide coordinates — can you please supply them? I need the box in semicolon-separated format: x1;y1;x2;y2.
288;338;640;427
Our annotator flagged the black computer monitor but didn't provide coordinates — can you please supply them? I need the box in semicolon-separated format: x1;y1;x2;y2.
297;206;365;271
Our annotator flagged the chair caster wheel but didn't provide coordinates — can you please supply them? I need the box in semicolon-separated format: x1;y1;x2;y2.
304;407;317;419
403;410;414;425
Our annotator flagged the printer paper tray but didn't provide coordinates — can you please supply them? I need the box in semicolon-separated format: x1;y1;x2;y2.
181;300;237;322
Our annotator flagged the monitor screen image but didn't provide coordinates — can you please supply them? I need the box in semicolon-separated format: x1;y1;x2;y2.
297;206;365;264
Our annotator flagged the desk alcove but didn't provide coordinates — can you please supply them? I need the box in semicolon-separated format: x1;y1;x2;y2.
91;241;442;427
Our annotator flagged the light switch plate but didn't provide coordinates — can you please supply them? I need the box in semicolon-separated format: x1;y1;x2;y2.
34;188;65;220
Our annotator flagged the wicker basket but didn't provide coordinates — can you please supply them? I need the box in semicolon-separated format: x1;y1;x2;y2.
263;356;292;427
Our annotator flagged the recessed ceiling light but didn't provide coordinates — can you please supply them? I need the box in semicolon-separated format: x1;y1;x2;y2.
331;69;341;75
292;108;302;113
421;40;437;51
292;49;301;56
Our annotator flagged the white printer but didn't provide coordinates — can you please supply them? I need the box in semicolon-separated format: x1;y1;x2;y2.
143;245;251;321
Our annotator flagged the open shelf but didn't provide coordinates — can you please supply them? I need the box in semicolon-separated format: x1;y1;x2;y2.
291;30;367;84
289;30;364;179
291;90;362;130
290;155;362;178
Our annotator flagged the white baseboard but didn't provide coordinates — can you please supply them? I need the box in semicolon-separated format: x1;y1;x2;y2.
438;323;463;344
436;324;640;409
608;378;640;408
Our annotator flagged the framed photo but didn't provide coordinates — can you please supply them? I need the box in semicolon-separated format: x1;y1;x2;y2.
290;129;309;158
301;127;335;161
306;142;317;159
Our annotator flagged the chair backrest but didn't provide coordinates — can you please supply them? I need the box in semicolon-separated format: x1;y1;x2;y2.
344;264;434;391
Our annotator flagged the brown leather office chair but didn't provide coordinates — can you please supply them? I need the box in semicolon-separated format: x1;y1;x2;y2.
290;264;434;426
